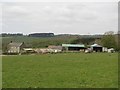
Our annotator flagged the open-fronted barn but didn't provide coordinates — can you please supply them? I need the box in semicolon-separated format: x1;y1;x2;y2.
91;44;103;52
62;44;85;51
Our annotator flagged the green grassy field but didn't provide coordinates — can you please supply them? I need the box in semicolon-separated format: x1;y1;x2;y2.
2;53;118;88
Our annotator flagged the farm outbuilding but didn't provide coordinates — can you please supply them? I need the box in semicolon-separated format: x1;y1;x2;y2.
35;48;49;54
108;48;115;53
62;44;85;51
23;48;35;54
91;44;103;52
48;45;63;52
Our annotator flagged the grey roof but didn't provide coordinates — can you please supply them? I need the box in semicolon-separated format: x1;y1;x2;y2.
91;44;102;47
48;45;62;50
8;42;23;47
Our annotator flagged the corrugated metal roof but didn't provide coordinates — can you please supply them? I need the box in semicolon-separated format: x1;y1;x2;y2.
62;44;85;47
91;44;102;47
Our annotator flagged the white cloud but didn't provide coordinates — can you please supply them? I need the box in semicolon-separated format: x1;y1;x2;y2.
1;2;118;34
0;0;119;2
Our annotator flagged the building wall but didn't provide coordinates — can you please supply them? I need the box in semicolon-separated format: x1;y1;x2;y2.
8;46;20;53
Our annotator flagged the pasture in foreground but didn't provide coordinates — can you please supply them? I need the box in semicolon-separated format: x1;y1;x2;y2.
2;53;118;88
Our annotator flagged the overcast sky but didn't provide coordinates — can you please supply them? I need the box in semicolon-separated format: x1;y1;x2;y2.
0;1;118;35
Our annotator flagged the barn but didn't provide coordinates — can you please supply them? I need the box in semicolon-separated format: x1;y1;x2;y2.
62;44;85;51
91;44;103;52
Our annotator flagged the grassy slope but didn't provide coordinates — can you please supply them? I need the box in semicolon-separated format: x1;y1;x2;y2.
2;53;118;88
2;36;77;48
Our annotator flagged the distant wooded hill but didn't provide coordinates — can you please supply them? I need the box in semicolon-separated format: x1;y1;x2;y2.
28;33;54;37
1;33;23;37
1;33;103;38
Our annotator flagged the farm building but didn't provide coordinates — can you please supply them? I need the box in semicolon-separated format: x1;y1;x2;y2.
48;45;63;52
108;48;115;53
23;48;35;54
91;44;102;52
62;44;85;51
102;47;108;52
7;41;25;54
35;48;50;54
